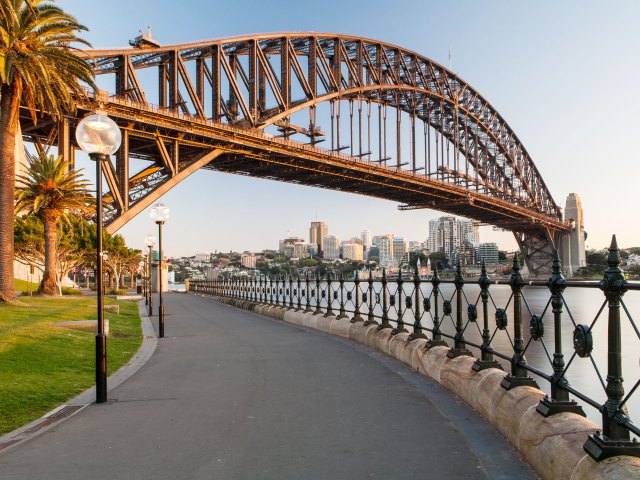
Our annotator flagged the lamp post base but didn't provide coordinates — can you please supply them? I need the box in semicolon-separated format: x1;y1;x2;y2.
159;305;165;338
96;333;107;403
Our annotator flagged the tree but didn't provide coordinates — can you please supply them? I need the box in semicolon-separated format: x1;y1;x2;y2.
15;152;92;294
297;258;317;268
0;0;95;301
15;214;94;289
408;252;428;269
429;251;449;270
103;234;140;291
13;214;44;274
585;249;607;266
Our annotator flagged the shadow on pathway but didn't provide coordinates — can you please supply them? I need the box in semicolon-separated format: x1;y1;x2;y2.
0;293;536;479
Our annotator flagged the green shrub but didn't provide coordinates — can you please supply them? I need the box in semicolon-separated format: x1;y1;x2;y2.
61;286;83;295
107;289;127;296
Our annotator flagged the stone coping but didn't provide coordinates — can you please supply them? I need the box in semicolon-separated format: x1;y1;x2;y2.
205;295;640;480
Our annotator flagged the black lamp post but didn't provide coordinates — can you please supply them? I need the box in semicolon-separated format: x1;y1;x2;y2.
144;235;156;315
76;113;122;404
150;203;169;338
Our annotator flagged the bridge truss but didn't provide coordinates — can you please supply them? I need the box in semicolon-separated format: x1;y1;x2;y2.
19;33;570;275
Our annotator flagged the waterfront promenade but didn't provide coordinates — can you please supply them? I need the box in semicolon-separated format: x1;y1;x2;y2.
0;293;534;479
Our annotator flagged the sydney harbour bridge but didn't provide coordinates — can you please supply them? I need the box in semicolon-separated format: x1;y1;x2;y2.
18;33;576;275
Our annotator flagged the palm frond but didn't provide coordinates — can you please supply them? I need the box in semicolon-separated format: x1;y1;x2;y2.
15;151;93;220
0;0;95;121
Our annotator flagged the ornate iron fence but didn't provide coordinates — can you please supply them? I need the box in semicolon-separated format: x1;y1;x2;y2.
190;236;640;461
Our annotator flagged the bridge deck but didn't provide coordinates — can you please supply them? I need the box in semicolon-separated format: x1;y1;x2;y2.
0;293;534;479
20;97;568;236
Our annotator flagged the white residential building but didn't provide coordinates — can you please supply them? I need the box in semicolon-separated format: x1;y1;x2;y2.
428;217;480;258
195;252;213;262
361;230;372;249
378;234;394;267
323;234;341;260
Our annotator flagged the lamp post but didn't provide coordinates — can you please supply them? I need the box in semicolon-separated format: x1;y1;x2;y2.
144;235;156;315
141;258;148;305
150;204;169;338
76;113;122;404
137;260;144;296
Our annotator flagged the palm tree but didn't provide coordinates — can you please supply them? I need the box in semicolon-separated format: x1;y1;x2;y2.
15;152;92;295
0;0;95;301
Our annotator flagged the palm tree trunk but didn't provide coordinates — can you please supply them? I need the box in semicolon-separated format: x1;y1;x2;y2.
0;83;21;302
39;214;58;295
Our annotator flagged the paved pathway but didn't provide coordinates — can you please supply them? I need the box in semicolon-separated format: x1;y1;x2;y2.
0;294;536;479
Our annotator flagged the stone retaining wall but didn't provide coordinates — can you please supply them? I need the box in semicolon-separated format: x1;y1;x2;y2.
203;295;640;480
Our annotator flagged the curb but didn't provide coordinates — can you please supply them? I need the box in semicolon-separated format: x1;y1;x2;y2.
0;300;158;454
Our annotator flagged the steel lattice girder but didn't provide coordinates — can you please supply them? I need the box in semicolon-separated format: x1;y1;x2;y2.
18;32;572;267
80;33;561;222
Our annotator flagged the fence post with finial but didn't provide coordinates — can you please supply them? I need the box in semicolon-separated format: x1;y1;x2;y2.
448;261;472;358
584;235;640;461
501;254;538;390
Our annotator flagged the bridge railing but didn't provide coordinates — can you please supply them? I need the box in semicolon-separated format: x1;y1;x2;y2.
189;235;640;462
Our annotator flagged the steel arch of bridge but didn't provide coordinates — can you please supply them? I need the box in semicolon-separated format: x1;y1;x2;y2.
20;33;571;275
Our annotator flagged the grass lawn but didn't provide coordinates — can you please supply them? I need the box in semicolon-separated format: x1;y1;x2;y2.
0;296;142;435
14;278;39;294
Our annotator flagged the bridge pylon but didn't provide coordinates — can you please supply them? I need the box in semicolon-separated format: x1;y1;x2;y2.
558;193;587;277
515;193;586;278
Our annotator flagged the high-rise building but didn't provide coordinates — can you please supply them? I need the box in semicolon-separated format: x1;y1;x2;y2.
241;252;256;269
361;230;372;250
428;217;480;258
323;234;341;260
392;237;407;266
378;234;394;267
478;243;499;265
459;220;480;246
428;217;457;257
310;221;328;255
341;241;364;261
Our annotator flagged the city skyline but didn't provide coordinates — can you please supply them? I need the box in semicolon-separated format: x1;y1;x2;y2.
186;216;514;261
56;0;640;258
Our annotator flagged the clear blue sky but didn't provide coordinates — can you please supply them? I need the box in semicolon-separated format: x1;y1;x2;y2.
57;0;640;257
